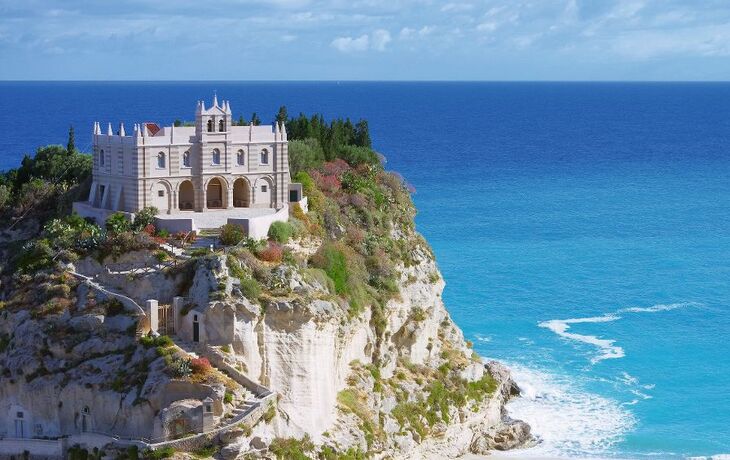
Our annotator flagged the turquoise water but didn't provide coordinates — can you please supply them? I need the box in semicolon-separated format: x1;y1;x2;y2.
1;82;729;458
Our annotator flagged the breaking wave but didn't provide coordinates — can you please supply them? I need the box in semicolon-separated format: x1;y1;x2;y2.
539;302;698;365
499;362;636;458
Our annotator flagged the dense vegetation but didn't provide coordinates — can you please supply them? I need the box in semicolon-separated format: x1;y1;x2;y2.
0;143;91;223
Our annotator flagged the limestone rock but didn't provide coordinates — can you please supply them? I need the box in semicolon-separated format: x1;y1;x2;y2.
470;419;533;453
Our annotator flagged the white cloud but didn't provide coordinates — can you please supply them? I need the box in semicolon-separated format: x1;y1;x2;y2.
331;29;391;52
331;34;369;52
371;29;391;50
400;26;433;40
440;2;473;13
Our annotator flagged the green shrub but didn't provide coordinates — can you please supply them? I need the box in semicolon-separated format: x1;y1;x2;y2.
311;243;349;295
133;207;159;231
140;335;173;348
106;212;131;234
224;392;234;404
219;223;245;246
143;447;175;459
268;221;293;243
269;436;314;460
240;277;262;301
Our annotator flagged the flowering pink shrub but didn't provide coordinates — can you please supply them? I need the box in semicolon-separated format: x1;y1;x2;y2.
323;159;350;176
190;357;212;375
257;242;283;262
143;224;156;235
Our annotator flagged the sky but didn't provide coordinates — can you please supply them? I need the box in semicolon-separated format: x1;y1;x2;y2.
2;0;730;80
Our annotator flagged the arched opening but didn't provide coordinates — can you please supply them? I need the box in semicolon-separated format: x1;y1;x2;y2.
237;149;245;165
81;406;90;433
260;148;269;165
14;410;25;438
178;180;194;210
212;149;221;165
233;178;250;208
207;119;213;132
182;151;191;168
151;181;170;213
157;152;166;168
255;177;273;208
218;119;225;132
99;149;105;167
206;178;227;209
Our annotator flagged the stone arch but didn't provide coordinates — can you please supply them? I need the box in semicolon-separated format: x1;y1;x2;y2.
254;176;274;208
150;180;172;214
178;180;195;210
205;176;228;209
233;177;251;208
207;119;213;132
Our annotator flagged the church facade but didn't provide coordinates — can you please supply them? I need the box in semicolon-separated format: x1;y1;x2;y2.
83;96;294;217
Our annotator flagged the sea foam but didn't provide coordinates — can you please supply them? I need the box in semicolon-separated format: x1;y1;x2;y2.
540;302;697;365
499;362;636;458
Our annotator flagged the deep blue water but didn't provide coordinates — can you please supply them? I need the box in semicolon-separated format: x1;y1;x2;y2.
1;82;729;459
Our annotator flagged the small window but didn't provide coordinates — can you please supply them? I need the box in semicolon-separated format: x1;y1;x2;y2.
183;151;191;168
82;406;90;415
158;190;164;197
260;149;269;165
237;150;245;165
99;149;105;167
157;152;166;168
194;314;198;321
212;149;221;165
261;185;267;193
218;119;225;132
207;119;213;132
16;412;23;419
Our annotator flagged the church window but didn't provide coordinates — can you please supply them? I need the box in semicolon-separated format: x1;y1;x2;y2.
207;119;213;132
237;150;245;165
219;119;225;132
183;151;191;168
212;149;221;165
260;149;269;165
261;185;267;192
158;190;164;197
157;152;166;168
99;149;105;167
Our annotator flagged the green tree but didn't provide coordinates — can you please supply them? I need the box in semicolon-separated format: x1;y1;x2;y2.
354;119;372;148
67;125;76;155
288;138;325;176
237;115;247;126
251;112;261;126
275;105;288;124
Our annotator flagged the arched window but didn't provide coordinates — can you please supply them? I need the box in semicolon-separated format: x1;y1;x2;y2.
237;149;245;165
260;149;269;165
212;149;221;165
157;152;166;168
182;151;191;168
99;149;105;167
207;119;213;132
219;119;225;132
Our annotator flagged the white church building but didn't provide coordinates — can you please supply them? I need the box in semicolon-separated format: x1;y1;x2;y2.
74;95;305;237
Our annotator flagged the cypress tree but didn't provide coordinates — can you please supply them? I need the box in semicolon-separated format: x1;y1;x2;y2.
275;105;288;124
251;113;261;126
67;125;76;155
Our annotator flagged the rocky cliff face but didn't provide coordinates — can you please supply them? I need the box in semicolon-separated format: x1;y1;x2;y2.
201;228;533;457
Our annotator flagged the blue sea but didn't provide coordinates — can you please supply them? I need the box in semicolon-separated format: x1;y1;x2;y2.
1;82;729;459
